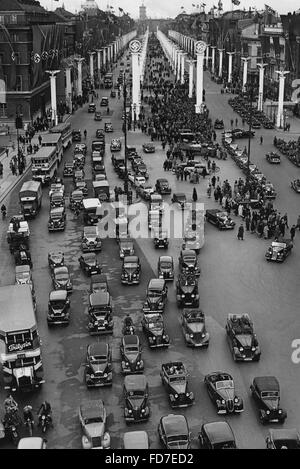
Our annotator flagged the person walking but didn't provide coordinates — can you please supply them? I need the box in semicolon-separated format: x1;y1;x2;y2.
260;135;263;145
237;224;244;240
211;175;216;188
0;161;3;178
192;188;198;202
290;225;296;242
5;148;9;158
38;135;42;146
296;215;300;231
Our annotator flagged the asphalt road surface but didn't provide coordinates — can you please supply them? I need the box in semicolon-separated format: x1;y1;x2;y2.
0;50;299;450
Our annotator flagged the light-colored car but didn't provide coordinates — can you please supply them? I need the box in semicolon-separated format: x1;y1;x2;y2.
18;437;47;449
79;400;110;449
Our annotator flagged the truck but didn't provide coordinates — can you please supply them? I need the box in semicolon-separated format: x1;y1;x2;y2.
0;285;44;392
93;181;111;202
19;180;42;218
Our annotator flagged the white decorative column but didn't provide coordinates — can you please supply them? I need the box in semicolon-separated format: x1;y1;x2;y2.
195;41;207;114
177;51;182;82
227;52;235;83
211;46;216;75
181;52;186;84
46;70;60;126
75;57;84;97
188;60;195;98
89;51;95;87
218;48;224;78
102;48;106;69
96;49;101;85
257;63;267;112
130;39;142;123
205;45;210;68
65;66;72;113
241;57;250;92
276;71;289;128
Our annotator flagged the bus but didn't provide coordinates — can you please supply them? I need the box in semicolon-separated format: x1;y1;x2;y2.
0;285;44;392
49;121;72;150
41;133;63;163
31;146;58;184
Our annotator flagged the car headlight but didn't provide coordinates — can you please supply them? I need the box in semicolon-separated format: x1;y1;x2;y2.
186;392;190;397
174;394;178;398
141;409;145;414
252;346;256;351
159;302;163;307
278;410;282;414
191;294;195;298
189;334;194;338
239;347;244;352
125;362;129;366
221;400;225;405
164;335;169;341
104;320;108;325
181;294;185;298
234;398;239;403
104;373;107;378
266;410;270;415
128;409;132;414
162;335;166;339
202;333;206;338
90;374;94;378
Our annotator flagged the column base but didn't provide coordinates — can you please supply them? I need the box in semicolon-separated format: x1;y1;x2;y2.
195;104;202;114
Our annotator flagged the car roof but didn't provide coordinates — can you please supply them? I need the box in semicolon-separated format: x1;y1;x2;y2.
15;265;31;273
124;256;139;263
84;226;98;233
148;278;165;289
162;414;188;435
50;207;64;215
123;334;139;345
18;437;45;449
182;249;196;257
174;193;186;197
124;374;147;391
157;178;168;183
54;266;68;274
203;421;235;444
123;431;149;449
159;256;173;263
88;342;108;356
91;273;107;283
80;400;104;420
49;290;67;301
89;292;110;305
268;429;300;441
120;238;133;244
253;376;279;392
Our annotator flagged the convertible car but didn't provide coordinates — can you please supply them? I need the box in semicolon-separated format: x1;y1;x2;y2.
204;372;244;415
265;239;293;262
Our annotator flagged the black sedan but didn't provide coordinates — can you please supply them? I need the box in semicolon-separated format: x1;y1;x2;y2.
204;372;244;415
120;335;144;375
158;414;191;449
206;209;235;230
181;309;209;348
250;376;287;424
142;143;155;153
142;313;169;349
266;152;281;164
85;342;112;388
78;253;102;276
155;178;171;195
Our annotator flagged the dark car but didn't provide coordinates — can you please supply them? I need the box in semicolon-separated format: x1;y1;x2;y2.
266;152;281;164
100;97;109;107
181;308;209;347
126;146;138;160
48;251;64;271
88;103;96;113
73;168;85;184
204;372;244;415
74;143;87;155
214;119;224;129
143;278;168;313
265;239;293;262
226;314;261;362
206;209;235;230
158;255;174;281
85;342;112;388
63;162;74;177
160;362;194;408
52;265;72;292
178;249;200;276
72;130;81;142
90;273;109;294
120;335;144;375
104;122;113;132
50;191;65;209
78;252;102;276
266;429;300;449
110;139;121;152
231;128;255;139
171;192;186;208
176;273;199;308
158;414;191;449
142;143;155;153
70;189;83;211
110;90;116;98
153;229;169;249
291;179;300;193
142;313;170;348
155;178;171;195
121;256;140;285
48;207;66;232
182;231;202;254
119;238;135;258
250;376;287;424
73;153;85;170
47;289;70;326
81;226;102;252
75;180;88;196
123;375;150;423
88;292;113;335
96;129;105;140
94;111;102;122
263;182;277;199
199;421;237;449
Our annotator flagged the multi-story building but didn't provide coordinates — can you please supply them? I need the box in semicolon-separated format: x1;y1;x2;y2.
139;4;147;22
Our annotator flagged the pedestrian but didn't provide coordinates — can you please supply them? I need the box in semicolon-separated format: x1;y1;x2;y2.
263;224;269;239
237;224;244;240
260;135;263;145
296;215;300;231
38;135;42;146
202;167;207;179
282;212;289;229
230;119;234;127
211;175;216;188
290;225;296;242
242;118;245;127
279;221;285;237
245;215;250;231
235;118;238;127
5;148;9;158
192;188;198;202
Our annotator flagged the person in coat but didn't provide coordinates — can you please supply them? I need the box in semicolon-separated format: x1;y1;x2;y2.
237;224;244;240
192;188;198;202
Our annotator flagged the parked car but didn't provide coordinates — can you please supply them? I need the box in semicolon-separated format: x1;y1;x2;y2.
120;334;144;374
178;249;200;276
226;314;261;362
85;342;112;387
123;431;149;449
265;239;293;262
155;178;171;195
142;313;170;348
90;273;109;294
176;273;199;308
75;180;88;196
81;226;102;252
181;308;209;347
205;209;235;230
119;238;135;258
250;376;287;424
48;207;66;232
266;429;300;449
182;231;201;254
88;292;113;335
123;375;150;423
143;278;168;313
160;362;194;408
158;414;191;449
88;103;96;113
72;130;81;142
110;138;121;152
48;251;64;270
63;162;74;177
198;421;237;449
214;119;224;129
47;290;70;326
204;372;244;415
52;265;72;292
79;400;110;449
157;255;174;281
121;256;140;285
142;142;155;153
78;252;101;276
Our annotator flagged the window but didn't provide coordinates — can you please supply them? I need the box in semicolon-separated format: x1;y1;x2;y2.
0;16;4;24
12;33;18;42
0;53;3;64
11;15;17;24
16;75;22;91
0;103;7;118
14;52;20;64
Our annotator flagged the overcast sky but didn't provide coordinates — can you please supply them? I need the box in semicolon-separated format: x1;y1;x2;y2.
40;0;300;19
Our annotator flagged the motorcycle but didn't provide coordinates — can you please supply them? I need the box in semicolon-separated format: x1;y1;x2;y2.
24;415;34;436
38;414;52;433
122;317;136;336
5;423;19;445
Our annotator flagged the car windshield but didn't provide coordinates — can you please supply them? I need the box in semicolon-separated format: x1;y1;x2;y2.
183;256;195;263
261;391;279;399
16;272;30;280
84;416;103;425
148;319;163;329
167;435;188;443
148;290;162;297
56;273;69;281
51;212;63;219
125;346;139;352
90;355;106;364
51;300;65;308
169;376;185;383
160;262;172;269
216;380;234;390
186;315;203;323
127;390;145;397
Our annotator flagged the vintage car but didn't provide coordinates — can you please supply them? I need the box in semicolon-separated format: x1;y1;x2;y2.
204;372;244;415
266;429;300;449
17;437;47;450
110;90;116;98
88;103;96;113
72;130;81;142
125;146;138;160
95;129;105;140
120;335;144;375
123;431;149;449
135;162;149;178
142;142;155;153
73;153;85;170
50;191;65;209
52;265;72;292
85;342;112;387
49;182;64;197
81;226;102;252
136;183;154;200
94;111;102;122
231;128;255;139
128;174;146;187
63;162;74;177
74;143;87;155
198;421;237;449
266;152;281;164
205;209;235;230
100;97;109;107
47;290;70;326
160;362;194;408
48;207;66;232
48;251;64;270
88;292;113;335
153;229;169;249
131;156;143;171
14;245;32;268
142;313;170;348
123;375;150;423
250;376;287;424
79;400;110;449
181;309;210;347
121;256;141;285
104;122;113;132
214;119;224;129
158;414;191;449
7;215;30;252
291;179;300;193
176;273;199;308
265;239;293;262
226;314;261;362
171;192;186;209
182;231;202;254
78;253;102;276
73;168;85;184
263;182;277;199
69;189;84;211
178;250;200;276
158;255;174;281
74;180;88;196
110;138;121;152
143;278;168;313
90;273;109;294
119;238;135;258
15;264;33;288
155;178;171;195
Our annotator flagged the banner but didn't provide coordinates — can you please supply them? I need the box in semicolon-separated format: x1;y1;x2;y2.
0;24;16;90
272;36;281;58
